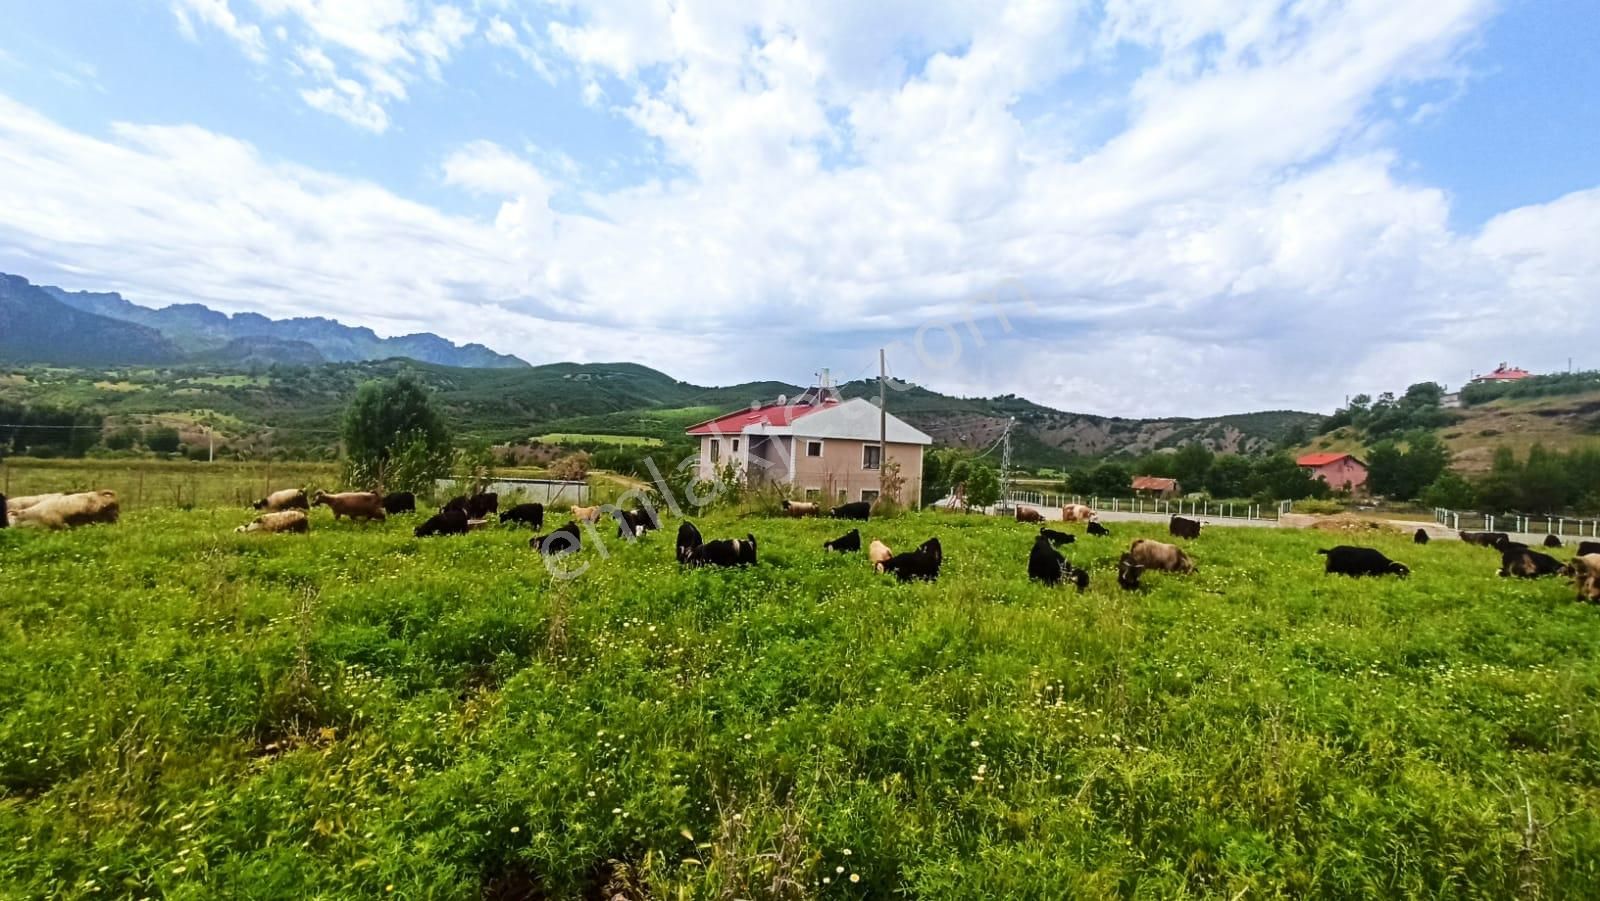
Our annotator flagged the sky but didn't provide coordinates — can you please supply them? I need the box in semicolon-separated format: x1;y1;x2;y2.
0;0;1596;417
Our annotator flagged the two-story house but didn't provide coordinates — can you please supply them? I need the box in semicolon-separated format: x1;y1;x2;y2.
686;386;932;507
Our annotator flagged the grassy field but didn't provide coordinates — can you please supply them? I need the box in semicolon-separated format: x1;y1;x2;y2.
1;509;1598;898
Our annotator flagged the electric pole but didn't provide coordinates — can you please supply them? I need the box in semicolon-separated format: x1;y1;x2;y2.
999;416;1014;512
878;348;887;502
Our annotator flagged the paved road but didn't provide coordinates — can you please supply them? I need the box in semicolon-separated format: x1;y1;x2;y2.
953;500;1574;546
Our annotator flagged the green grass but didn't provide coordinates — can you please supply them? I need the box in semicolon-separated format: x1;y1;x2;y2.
533;433;665;447
0;510;1597;898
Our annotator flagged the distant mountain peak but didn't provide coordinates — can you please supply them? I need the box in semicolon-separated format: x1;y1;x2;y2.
14;272;529;369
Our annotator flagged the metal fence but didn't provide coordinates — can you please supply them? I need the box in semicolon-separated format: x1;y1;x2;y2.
1433;508;1600;538
1004;490;1276;522
435;477;589;507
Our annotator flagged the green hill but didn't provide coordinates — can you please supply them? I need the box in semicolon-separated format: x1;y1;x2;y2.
0;359;1323;467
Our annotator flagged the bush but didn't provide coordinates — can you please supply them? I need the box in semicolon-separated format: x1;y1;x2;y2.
1291;499;1345;515
144;426;182;454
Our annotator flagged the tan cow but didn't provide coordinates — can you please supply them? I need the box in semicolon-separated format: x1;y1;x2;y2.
236;510;310;534
6;493;65;515
1060;504;1096;523
781;500;820;517
10;490;120;530
311;491;386;522
1015;506;1043;523
1126;538;1196;573
868;539;894;573
1563;554;1600;603
571;505;602;523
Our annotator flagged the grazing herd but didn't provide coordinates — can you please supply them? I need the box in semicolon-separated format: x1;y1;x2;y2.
6;480;1600;607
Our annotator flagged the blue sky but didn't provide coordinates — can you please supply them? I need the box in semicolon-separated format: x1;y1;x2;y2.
0;0;1596;415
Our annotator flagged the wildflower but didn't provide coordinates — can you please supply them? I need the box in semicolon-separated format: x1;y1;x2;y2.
850;874;861;883
510;826;520;834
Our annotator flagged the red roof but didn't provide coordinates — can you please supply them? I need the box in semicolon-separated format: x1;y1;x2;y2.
685;400;836;436
1131;476;1179;491
1475;362;1531;382
1297;452;1364;468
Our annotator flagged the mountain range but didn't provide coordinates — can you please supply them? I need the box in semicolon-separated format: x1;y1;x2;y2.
0;273;526;369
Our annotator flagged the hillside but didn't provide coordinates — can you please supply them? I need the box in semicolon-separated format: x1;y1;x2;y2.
1298;383;1600;475
9;273;527;368
1441;393;1600;472
0;275;183;366
0;359;1320;466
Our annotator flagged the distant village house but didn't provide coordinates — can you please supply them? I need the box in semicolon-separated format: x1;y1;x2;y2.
1297;452;1368;492
1472;362;1532;383
1130;475;1181;498
687;381;932;507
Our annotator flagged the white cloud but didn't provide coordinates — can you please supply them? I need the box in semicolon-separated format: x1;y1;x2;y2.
8;1;1600;415
173;1;478;129
172;0;268;62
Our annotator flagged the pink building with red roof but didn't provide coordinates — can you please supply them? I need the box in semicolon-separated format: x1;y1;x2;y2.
687;384;933;506
1296;452;1368;492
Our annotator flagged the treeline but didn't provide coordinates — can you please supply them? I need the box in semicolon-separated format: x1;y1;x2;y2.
1432;445;1600;514
1063;444;1331;502
0;402;102;458
1460;370;1600;406
1319;382;1454;439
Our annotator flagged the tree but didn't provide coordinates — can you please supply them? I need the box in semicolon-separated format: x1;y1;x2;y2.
1520;443;1573;512
1420;472;1476;509
1205;455;1253;498
1280;422;1309;449
1400;432;1450;498
145;426;181;454
1084;462;1132;498
923;447;971;506
1366;442;1406;497
962;461;1001;511
1247;453;1329;502
340;375;452;492
1171;443;1214;487
1473;446;1522;512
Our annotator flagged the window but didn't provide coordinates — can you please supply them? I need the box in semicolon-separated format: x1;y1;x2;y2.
806;440;823;458
861;489;880;503
732;439;740;453
709;440;720;463
862;444;882;471
805;488;820;501
838;489;848;504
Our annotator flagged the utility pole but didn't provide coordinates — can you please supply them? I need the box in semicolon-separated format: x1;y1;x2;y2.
878;348;887;501
999;416;1015;512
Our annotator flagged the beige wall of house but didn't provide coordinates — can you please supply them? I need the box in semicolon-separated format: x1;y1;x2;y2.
694;434;925;507
790;437;923;507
